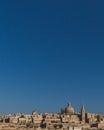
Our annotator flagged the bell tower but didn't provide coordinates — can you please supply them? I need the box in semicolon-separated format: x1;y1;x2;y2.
81;104;85;122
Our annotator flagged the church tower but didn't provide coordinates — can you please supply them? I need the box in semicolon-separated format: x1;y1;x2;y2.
81;104;85;122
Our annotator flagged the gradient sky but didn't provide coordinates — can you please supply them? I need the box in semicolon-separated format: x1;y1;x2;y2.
0;0;104;114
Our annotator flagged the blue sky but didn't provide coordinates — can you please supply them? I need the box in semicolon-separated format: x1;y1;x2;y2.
0;0;104;114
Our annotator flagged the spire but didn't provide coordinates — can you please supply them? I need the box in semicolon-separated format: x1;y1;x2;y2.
81;104;85;122
82;104;85;111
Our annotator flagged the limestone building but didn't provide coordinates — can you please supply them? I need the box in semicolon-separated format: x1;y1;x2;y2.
65;102;75;115
81;104;85;122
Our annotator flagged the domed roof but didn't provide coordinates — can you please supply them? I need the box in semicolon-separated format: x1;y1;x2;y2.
65;102;74;115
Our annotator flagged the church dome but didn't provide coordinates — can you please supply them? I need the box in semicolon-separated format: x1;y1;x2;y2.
65;102;74;115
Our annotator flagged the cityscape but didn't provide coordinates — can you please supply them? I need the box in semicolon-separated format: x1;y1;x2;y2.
0;0;104;130
0;102;104;130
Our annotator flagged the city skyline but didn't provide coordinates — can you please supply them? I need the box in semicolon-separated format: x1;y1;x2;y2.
0;0;104;114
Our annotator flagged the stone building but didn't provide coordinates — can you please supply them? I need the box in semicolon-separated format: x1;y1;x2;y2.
0;101;104;130
65;102;75;115
81;104;85;123
61;102;75;115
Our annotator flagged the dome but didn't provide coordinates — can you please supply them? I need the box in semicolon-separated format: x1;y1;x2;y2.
65;102;74;115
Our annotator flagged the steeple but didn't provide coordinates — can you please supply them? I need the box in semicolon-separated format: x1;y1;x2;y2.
81;104;85;122
81;104;85;111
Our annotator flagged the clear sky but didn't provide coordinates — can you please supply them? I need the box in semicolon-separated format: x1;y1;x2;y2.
0;0;104;114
